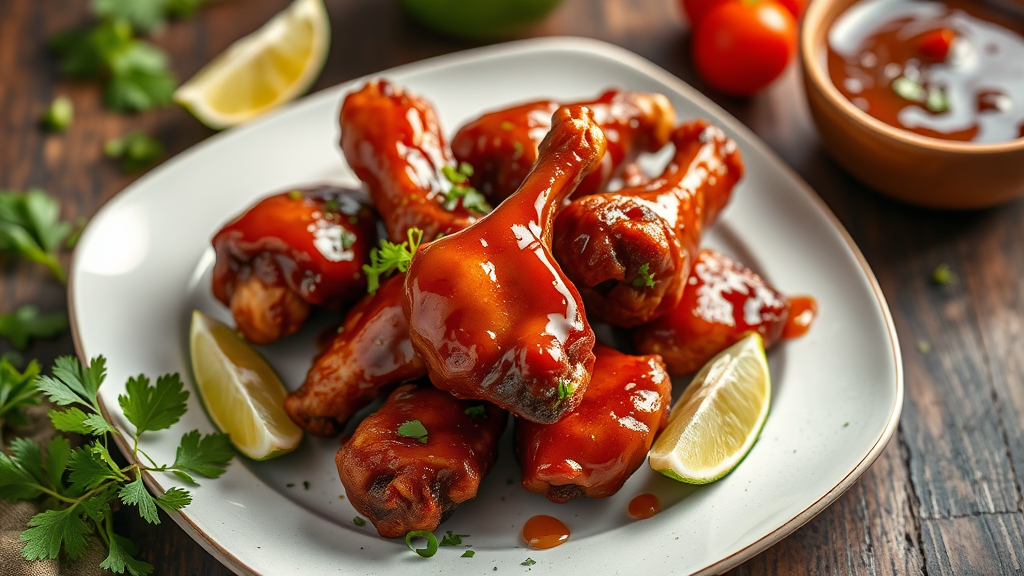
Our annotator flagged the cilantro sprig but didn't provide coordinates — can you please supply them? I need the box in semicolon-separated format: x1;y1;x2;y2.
0;359;41;432
0;189;74;284
632;263;655;288
441;162;491;215
0;355;233;575
362;227;424;295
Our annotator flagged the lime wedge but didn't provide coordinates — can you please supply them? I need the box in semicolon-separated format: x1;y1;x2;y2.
174;0;330;129
189;310;303;460
649;333;771;484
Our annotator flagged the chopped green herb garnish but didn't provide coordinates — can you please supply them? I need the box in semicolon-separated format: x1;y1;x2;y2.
500;121;515;131
397;419;428;444
0;306;68;350
303;481;310;490
164;0;208;19
441;162;491;215
340;230;357;251
353;517;366;526
325;199;340;212
462;550;475;558
512;141;524;160
104;131;164;173
464;405;486;418
556;380;575;399
41;96;74;131
892;76;925;103
843;422;850;428
522;558;536;566
362;227;424;294
286;483;295;488
925;86;949;113
917;340;932;354
405;530;438;558
440;531;469;546
932;263;957;285
288;190;303;200
0;358;41;427
0;189;73;283
632;263;655;288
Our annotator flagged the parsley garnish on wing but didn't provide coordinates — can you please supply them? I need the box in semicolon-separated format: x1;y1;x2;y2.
441;162;492;215
464;405;486;418
0;355;234;575
362;227;424;295
0;189;73;284
397;419;428;444
632;263;656;288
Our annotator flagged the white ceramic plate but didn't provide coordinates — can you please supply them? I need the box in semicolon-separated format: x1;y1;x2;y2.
70;37;902;576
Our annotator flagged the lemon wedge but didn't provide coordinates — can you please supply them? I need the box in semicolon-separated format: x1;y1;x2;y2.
174;0;330;129
649;333;771;484
189;310;302;460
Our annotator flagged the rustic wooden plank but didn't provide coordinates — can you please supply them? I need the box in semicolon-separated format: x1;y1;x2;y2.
921;512;1024;576
729;439;924;576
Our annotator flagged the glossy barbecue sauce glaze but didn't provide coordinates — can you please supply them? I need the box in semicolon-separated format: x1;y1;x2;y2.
523;515;571;549
828;0;1024;143
783;296;818;340
628;493;661;519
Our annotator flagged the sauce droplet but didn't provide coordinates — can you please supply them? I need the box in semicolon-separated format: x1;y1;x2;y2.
522;515;570;549
628;493;660;519
783;296;817;340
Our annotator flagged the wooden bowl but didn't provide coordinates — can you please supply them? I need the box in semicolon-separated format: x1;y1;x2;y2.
800;0;1024;209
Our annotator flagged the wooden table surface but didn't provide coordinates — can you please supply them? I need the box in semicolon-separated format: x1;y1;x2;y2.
3;0;1024;574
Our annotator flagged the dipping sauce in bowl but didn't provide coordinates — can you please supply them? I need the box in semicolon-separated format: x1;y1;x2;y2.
828;0;1024;143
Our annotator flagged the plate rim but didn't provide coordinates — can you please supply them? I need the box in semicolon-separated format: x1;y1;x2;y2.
68;35;904;576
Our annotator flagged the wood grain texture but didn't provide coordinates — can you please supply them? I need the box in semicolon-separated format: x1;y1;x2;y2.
3;0;1024;574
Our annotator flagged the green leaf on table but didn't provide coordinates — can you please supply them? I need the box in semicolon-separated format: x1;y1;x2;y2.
79;489;114;521
0;450;43;501
9;437;44;484
44;436;71;490
0;306;68;350
100;532;153;576
0;358;40;424
49;407;91;434
118;373;188;435
93;0;166;33
38;355;106;410
155;486;191;513
170;430;233;479
104;42;176;113
68;444;123;493
119;476;160;524
20;507;90;561
40;96;74;132
105;131;165;172
164;0;207;18
0;189;71;283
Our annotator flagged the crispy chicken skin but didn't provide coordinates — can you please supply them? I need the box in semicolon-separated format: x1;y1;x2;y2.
552;120;744;328
451;89;676;205
632;249;790;375
339;79;482;242
515;344;671;503
337;383;506;538
212;186;376;345
404;106;607;424
284;274;426;437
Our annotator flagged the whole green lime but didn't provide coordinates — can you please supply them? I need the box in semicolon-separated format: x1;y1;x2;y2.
395;0;566;39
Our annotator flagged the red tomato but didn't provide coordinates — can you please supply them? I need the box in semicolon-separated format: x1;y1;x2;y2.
692;0;798;96
681;0;806;27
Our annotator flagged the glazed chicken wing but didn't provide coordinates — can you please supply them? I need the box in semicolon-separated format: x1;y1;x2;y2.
515;344;671;502
552;120;744;327
340;79;484;243
284;274;426;437
632;249;791;375
404;105;607;424
451;89;676;205
337;383;506;538
212;186;376;345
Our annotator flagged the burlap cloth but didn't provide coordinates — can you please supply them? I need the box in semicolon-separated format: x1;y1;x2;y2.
1;403;109;576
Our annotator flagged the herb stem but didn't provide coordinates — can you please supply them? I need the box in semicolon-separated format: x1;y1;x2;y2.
42;255;67;285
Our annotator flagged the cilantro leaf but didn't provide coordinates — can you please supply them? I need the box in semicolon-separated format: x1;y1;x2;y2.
154;486;191;513
93;0;166;33
118;373;188;434
441;162;491;214
462;550;474;558
44;436;71;490
0;358;40;424
41;96;74;132
119;476;160;524
464;405;486;418
440;531;469;546
397;420;428;444
0;190;71;283
631;262;655;288
38;355;106;411
20;507;90;561
170;430;233;479
100;533;153;576
362;227;424;294
0;305;68;350
68;445;124;493
0;450;43;501
105;131;164;172
49;407;92;434
79;489;115;521
10;437;45;484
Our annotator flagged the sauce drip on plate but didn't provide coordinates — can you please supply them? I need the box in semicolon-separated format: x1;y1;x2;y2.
783;296;818;340
627;493;661;519
828;0;1024;143
523;515;571;549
